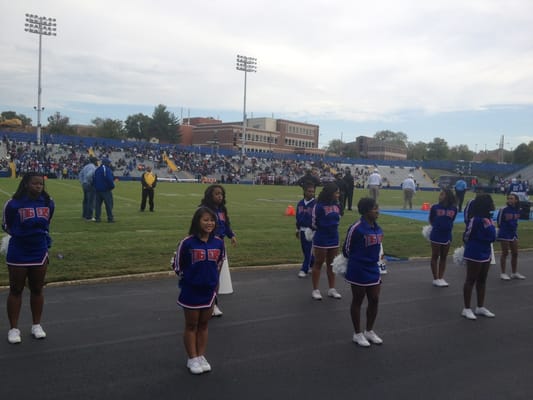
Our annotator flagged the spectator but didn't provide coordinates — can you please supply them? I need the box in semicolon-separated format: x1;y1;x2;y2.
342;169;355;211
140;166;157;212
93;158;115;223
454;178;467;212
401;174;417;210
297;169;321;188
367;169;382;201
79;157;97;221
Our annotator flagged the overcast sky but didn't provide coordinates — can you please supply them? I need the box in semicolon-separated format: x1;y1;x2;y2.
1;0;533;152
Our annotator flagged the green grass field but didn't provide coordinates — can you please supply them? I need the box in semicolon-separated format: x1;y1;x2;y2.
1;179;531;285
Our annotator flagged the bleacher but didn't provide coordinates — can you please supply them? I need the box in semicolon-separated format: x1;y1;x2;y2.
0;131;529;190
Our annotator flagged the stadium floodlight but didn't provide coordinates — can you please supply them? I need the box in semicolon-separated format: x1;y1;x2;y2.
25;13;57;145
235;55;257;157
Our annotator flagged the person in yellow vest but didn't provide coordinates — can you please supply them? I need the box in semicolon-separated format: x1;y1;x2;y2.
140;166;157;212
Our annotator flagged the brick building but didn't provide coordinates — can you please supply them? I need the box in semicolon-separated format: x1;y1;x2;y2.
180;117;323;155
354;136;407;160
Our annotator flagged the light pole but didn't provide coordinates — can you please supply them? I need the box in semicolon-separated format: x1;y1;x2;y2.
25;13;57;145
236;54;257;157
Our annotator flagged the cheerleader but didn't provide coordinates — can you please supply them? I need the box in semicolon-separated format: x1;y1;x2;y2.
343;197;384;347
310;183;342;300
173;207;225;374
428;189;458;287
462;194;496;320
2;172;55;344
497;193;525;280
295;183;316;278
199;184;236;316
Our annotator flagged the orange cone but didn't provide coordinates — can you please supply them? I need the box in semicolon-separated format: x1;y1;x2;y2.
421;202;430;211
285;205;296;216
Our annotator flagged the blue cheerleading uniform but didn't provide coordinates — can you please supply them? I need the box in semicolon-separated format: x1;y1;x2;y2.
312;201;341;248
342;218;383;286
497;205;520;241
173;234;225;309
2;194;55;267
463;217;496;263
296;197;315;273
429;204;457;245
211;207;235;241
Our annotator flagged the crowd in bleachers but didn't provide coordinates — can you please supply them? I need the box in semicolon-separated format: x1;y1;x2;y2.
0;135;436;189
1;132;529;193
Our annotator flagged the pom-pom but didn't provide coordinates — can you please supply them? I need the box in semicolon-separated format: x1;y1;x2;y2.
304;228;315;242
421;225;432;241
453;246;465;266
0;234;10;255
332;254;348;276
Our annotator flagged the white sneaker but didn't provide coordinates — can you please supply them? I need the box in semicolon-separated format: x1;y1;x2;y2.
298;270;307;278
432;279;441;287
212;304;223;317
31;324;46;339
327;288;342;299
311;289;323;300
7;328;21;344
500;273;511;281
364;330;383;345
186;358;204;374
439;279;449;287
511;272;526;280
475;307;495;318
198;355;212;372
461;308;477;320
352;332;370;347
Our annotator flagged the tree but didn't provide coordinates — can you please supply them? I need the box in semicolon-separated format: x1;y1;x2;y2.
374;130;408;146
92;118;125;139
343;142;360;158
149;104;180;143
326;139;345;156
513;142;533;165
1;111;32;126
426;138;450;160
449;145;474;161
125;113;152;140
407;141;428;161
47;112;75;135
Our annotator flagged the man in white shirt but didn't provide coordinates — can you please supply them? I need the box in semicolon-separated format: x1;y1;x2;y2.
401;174;417;209
367;169;382;201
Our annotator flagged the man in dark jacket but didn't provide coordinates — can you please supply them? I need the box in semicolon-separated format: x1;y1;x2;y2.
335;172;347;216
297;169;321;188
342;169;355;211
140;166;157;212
93;158;115;222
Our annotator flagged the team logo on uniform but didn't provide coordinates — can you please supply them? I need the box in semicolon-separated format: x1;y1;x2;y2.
18;207;50;221
436;209;456;218
36;207;50;219
323;205;339;215
365;233;383;247
18;208;36;221
191;248;222;264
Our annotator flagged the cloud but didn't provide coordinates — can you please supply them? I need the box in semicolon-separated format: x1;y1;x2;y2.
1;0;532;149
